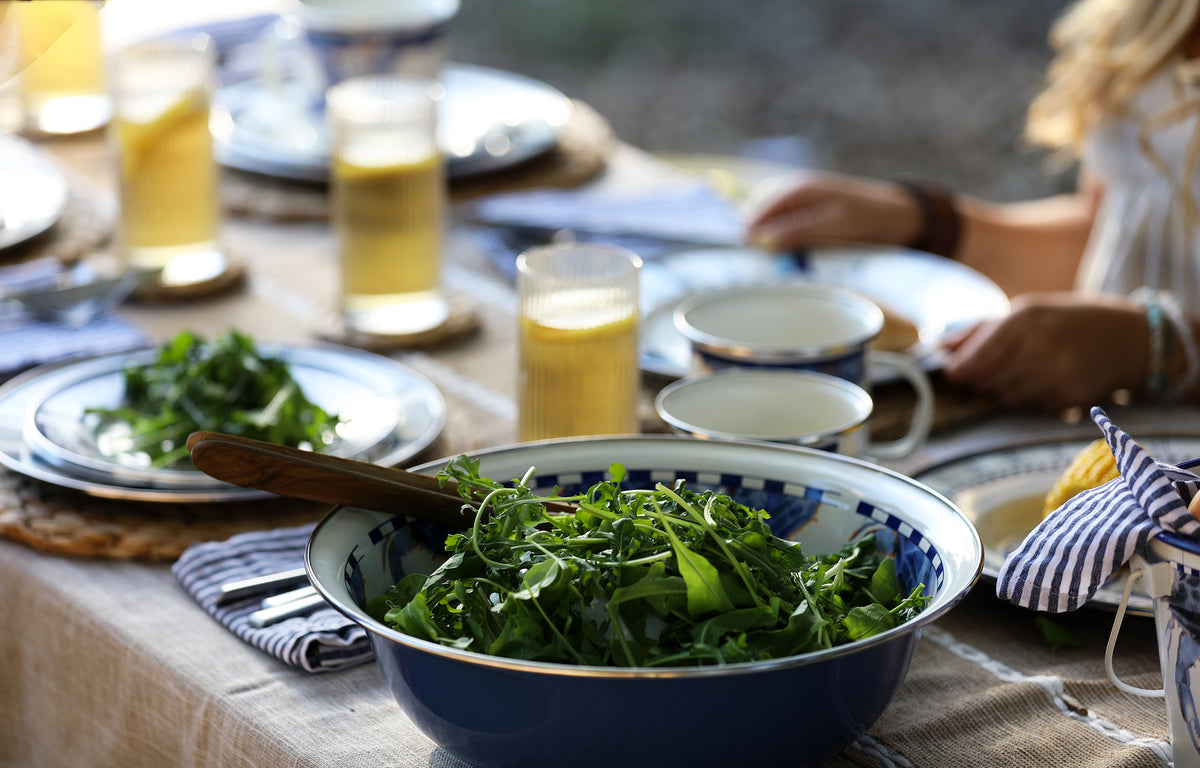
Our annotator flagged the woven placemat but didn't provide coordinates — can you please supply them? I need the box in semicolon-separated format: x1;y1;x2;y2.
449;99;615;201
317;293;481;352
221;99;616;222
0;431;454;563
129;252;248;304
0;468;329;562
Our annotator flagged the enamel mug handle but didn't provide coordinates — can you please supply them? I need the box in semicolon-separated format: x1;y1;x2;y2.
1105;566;1166;698
864;351;934;461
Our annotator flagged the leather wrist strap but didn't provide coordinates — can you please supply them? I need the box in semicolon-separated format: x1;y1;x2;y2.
897;181;961;259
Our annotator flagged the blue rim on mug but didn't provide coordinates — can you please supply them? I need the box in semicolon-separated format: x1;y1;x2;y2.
655;368;872;454
294;0;460;93
672;283;884;380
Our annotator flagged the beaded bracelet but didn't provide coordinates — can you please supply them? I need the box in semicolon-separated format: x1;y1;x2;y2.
896;181;962;259
1132;288;1168;399
1157;290;1200;400
1132;287;1200;401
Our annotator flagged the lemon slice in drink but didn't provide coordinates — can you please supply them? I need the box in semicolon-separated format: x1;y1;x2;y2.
116;90;205;178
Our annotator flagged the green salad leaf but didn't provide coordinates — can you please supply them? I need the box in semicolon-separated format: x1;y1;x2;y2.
368;456;930;667
1034;616;1085;651
86;329;340;468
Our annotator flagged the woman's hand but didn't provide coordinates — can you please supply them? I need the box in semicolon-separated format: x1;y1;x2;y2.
744;171;922;251
941;292;1148;411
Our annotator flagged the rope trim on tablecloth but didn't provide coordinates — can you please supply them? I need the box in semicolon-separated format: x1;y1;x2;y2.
849;735;916;768
924;626;1174;766
248;271;327;320
444;262;518;315
397;352;516;422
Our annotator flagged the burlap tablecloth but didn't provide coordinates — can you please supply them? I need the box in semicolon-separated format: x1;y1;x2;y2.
837;588;1169;768
0;127;1187;768
0;531;1172;768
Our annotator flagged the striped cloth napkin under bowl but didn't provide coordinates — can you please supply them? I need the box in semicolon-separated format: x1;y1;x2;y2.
172;524;373;673
997;407;1200;612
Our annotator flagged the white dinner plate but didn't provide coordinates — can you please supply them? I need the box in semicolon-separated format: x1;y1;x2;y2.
212;63;572;182
913;432;1200;617
0;342;446;502
638;245;1011;378
0;135;70;252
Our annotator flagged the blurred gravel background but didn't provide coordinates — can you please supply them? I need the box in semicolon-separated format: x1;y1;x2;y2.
453;0;1076;202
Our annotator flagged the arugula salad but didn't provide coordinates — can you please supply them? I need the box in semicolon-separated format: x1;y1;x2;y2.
370;456;930;667
87;330;340;468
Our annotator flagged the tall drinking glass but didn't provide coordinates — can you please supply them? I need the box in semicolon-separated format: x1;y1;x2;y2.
327;74;448;336
517;244;642;441
109;35;226;287
11;0;110;135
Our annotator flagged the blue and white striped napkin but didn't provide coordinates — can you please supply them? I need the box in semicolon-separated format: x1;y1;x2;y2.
172;524;373;673
997;407;1200;612
0;258;146;379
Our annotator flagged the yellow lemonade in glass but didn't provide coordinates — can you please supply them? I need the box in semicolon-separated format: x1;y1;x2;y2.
115;89;219;268
333;149;446;333
518;296;640;441
13;0;109;133
327;74;447;335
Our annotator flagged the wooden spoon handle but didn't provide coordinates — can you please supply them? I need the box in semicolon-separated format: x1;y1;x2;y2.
186;431;473;528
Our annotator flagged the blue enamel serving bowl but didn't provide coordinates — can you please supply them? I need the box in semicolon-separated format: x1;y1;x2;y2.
306;436;981;768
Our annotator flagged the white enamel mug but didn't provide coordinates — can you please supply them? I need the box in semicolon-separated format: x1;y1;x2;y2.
655;368;919;460
256;0;459;109
298;0;459;85
672;283;932;460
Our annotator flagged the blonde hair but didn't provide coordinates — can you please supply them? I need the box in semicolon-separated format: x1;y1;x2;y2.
1027;0;1200;223
1027;0;1199;151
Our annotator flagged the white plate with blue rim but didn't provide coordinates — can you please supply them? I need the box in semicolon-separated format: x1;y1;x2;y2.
0;341;446;502
913;432;1200;617
212;63;572;182
638;244;1011;378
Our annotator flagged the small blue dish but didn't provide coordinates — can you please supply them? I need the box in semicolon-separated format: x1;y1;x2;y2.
307;436;981;768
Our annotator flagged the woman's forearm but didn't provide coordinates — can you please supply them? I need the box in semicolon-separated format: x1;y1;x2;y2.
743;172;1099;298
953;193;1096;297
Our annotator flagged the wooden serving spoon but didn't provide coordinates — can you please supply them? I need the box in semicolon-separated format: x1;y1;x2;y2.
186;431;479;527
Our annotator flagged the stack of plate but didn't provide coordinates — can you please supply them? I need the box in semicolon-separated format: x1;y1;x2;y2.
0;343;446;503
213;63;573;182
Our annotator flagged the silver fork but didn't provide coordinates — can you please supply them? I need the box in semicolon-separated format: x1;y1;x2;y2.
248;587;325;628
217;568;328;628
217;567;309;605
